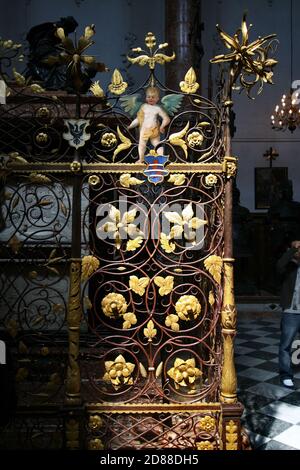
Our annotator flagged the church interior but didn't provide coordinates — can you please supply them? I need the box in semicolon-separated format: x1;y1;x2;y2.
1;0;300;453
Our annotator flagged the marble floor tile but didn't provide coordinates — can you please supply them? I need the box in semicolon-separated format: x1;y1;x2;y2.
245;412;292;439
238;367;277;381
234;356;266;367
260;401;300;424
274;425;300;449
247;382;293;400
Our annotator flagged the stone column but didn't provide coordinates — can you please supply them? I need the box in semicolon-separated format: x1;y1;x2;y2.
165;0;203;90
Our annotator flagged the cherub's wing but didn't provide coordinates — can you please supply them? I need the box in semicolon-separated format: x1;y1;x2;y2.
161;94;184;117
119;94;143;118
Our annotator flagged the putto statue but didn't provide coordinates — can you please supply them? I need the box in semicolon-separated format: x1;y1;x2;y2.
120;86;182;162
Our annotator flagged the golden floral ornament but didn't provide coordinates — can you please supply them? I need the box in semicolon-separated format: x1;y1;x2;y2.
204;255;223;284
103;354;135;389
89;80;104;97
196;441;214;451
187;131;204;149
88;414;103;431
167;358;202;390
81;255;100;281
168;174;186;186
179;67;200;94
101;132;117;148
161;203;207;252
165;314;180;332
128;32;175;71
144;319;157;341
37;107;50;118
175;295;201;321
197;416;216;433
35;132;48;144
129;276;150;296
210;14;278;97
122;312;137;329
205;174;218;187
120;174;144;188
101;293;127;318
88;175;100;186
154;276;174;296
98;204;142;250
88;438;104;450
108;69;128;95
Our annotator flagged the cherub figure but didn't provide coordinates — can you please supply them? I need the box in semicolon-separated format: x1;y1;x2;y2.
120;86;183;162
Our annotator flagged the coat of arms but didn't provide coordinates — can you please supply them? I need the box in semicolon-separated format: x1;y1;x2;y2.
63;119;90;149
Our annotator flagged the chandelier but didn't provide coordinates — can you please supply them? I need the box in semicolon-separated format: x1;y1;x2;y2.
271;0;300;132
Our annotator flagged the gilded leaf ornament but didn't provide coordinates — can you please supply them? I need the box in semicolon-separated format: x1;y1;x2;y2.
167;174;186;186
179;67;200;94
168;122;190;159
160;232;175;254
28;172;51;184
165;314;180;332
226;420;238;450
89;80;104;97
112;126;132;162
204;255;223;284
139;362;148;378
209;290;215;306
144;320;157;341
154;276;174;296
122;312;137;329
120;174;144;188
129;276;150;296
81;255;100;281
126;236;144;252
155;361;163;378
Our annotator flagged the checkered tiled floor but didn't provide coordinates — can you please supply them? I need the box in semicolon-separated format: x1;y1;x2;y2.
236;315;300;450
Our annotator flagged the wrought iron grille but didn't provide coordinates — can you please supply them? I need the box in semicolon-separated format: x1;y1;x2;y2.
0;20;277;449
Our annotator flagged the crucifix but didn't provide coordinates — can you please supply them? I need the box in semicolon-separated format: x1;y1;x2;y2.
263;147;279;168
